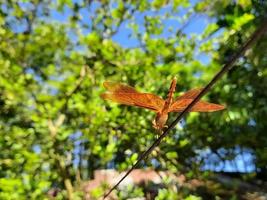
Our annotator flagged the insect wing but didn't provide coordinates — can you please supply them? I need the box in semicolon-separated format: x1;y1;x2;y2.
101;82;165;112
168;99;225;112
103;81;137;93
176;88;203;100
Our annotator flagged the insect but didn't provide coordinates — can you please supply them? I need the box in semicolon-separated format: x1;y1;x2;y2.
101;78;225;130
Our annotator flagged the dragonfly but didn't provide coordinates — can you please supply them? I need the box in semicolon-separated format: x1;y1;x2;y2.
101;78;225;130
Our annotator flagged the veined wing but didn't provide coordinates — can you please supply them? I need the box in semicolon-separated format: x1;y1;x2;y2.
101;82;165;112
103;81;137;93
176;88;203;100
168;99;225;112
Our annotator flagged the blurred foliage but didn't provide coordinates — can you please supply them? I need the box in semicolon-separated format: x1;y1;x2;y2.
0;0;267;199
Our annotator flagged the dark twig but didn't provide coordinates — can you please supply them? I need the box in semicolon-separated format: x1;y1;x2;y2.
59;65;87;113
103;19;267;199
176;13;197;36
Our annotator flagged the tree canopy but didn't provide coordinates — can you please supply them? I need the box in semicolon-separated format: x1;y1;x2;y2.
0;0;267;199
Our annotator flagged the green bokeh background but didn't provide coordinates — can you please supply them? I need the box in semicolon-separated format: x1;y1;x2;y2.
0;0;267;199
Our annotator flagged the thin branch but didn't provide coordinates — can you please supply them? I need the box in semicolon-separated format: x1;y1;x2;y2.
175;13;197;37
59;65;88;113
103;19;267;199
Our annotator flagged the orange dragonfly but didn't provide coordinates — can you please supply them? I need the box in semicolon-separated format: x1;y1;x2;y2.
101;78;225;130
